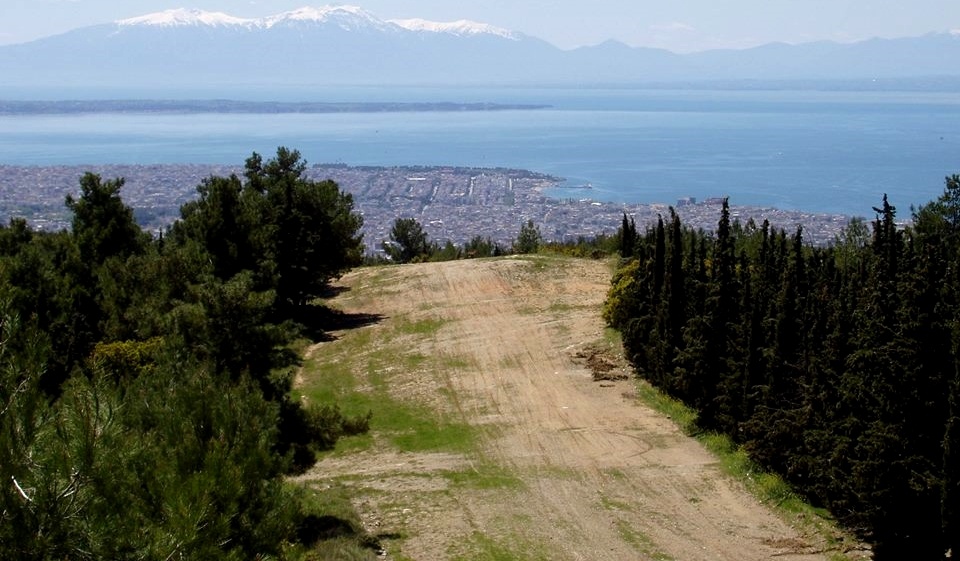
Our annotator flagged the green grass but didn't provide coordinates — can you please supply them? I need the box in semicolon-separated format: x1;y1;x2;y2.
599;495;635;513
449;531;551;561
441;462;525;490
632;379;698;433
393;317;450;337
436;353;476;370
614;520;675;560
303;368;477;455
601;327;623;348
603;467;628;481
300;302;481;457
388;413;476;453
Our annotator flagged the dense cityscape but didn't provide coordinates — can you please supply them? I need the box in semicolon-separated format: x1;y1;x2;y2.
0;163;855;252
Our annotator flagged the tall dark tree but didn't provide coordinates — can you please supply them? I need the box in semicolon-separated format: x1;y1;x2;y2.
652;215;666;298
248;149;364;308
172;148;364;310
383;217;432;263
619;212;638;258
513;219;543;254
693;199;738;430
65;173;146;266
174;174;254;281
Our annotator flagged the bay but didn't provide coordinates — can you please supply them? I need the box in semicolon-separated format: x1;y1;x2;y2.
1;87;958;216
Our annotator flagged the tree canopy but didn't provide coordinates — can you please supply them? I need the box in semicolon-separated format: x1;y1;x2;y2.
513;219;542;254
172;147;364;310
0;148;370;559
604;177;960;559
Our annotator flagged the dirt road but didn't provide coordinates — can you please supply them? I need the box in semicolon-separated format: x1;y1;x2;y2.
298;256;848;560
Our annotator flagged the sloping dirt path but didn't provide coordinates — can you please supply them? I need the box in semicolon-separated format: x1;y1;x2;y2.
298;256;845;560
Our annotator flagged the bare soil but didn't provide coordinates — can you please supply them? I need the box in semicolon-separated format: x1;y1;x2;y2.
296;256;858;560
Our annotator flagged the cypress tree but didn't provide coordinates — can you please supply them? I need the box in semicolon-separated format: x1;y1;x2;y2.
661;209;686;395
653;215;666;298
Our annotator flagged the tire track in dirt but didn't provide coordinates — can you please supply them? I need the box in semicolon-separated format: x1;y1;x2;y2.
297;257;846;560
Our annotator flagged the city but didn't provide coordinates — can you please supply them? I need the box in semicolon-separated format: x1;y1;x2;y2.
0;163;855;253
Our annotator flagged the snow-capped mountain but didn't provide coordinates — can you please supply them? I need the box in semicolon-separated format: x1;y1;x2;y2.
261;6;398;32
114;6;512;37
389;18;520;40
1;5;959;90
117;8;256;28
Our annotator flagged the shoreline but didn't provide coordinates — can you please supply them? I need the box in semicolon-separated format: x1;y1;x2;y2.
0;163;854;249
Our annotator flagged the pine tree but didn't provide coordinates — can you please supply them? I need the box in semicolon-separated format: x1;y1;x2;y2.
384;217;432;263
514;219;543;254
65;173;147;266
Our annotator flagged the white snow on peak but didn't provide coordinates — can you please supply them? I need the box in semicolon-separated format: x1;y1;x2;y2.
270;5;371;22
117;8;254;28
115;6;515;38
263;5;394;31
390;17;519;40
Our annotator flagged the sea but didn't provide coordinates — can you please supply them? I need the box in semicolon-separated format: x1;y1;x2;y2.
2;86;959;217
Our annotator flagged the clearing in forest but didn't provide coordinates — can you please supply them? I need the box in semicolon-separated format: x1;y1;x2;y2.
294;255;856;560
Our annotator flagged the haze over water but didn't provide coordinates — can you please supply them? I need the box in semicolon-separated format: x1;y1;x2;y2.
2;87;958;217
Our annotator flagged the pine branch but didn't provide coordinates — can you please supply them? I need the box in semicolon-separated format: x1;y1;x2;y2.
10;476;32;502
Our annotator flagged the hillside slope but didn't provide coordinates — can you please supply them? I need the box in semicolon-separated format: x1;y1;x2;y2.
295;256;856;560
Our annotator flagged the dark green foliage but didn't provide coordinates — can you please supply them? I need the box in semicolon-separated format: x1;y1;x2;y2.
0;325;295;560
618;212;638;258
65;173;148;266
540;233;617;258
0;149;371;559
0;224;94;394
513;219;542;254
604;177;960;559
464;235;505;258
383;217;434;263
377;220;612;265
172;147;364;310
175;174;255;280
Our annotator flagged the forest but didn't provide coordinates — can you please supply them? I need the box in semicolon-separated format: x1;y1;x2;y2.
604;175;960;560
0;148;373;559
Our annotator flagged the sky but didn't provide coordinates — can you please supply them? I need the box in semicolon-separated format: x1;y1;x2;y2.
2;0;959;52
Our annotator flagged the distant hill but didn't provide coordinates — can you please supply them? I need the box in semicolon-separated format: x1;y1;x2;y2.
1;5;959;89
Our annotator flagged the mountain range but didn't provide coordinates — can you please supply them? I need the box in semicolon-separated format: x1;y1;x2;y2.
2;5;959;90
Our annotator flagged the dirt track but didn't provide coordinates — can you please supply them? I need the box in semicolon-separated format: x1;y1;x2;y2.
298;256;847;560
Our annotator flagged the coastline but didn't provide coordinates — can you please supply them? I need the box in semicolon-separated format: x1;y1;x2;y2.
0;163;854;250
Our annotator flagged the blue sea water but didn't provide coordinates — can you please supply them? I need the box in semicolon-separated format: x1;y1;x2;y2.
1;87;958;216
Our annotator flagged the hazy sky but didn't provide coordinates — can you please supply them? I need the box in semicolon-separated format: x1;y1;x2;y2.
2;0;959;52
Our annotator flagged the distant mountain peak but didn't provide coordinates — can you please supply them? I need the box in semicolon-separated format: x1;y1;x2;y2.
389;18;519;40
282;5;371;20
117;8;254;28
264;5;391;30
117;5;396;32
114;5;518;39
